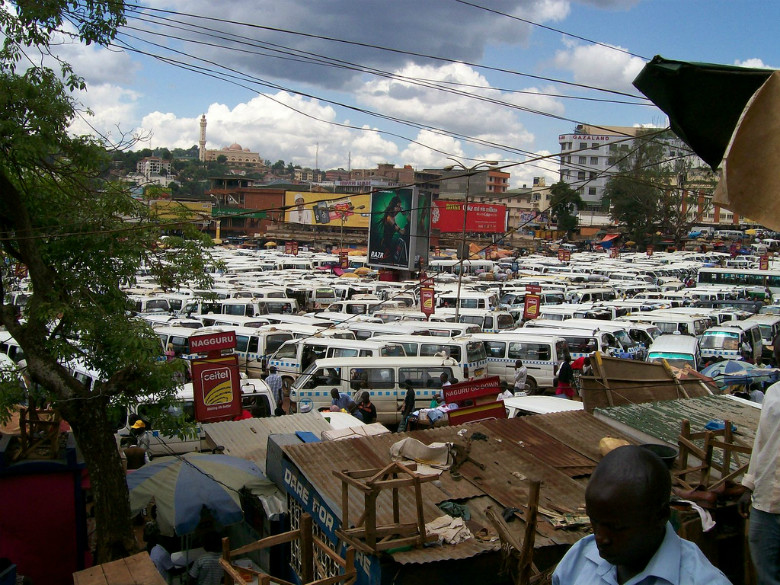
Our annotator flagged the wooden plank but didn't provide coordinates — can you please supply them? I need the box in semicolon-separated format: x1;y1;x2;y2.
374;534;438;552
340;522;420;538
312;535;348;568
300;514;314;584
73;566;108;585
230;529;301;556
123;553;167;585
100;558;134;585
219;559;247;585
308;571;357;585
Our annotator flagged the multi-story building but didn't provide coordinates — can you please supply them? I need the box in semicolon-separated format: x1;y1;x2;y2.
197;115;265;168
436;167;510;199
136;156;172;176
557;124;699;210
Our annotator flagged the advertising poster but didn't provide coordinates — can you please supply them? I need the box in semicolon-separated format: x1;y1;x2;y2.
524;294;541;320
367;189;415;270
284;192;370;228
647;245;654;256
431;200;507;233
191;355;241;422
412;192;431;270
420;287;435;316
557;249;571;262
761;254;769;270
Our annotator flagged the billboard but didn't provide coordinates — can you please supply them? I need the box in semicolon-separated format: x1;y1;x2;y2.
367;188;430;271
431;200;507;233
284;192;370;228
191;355;241;422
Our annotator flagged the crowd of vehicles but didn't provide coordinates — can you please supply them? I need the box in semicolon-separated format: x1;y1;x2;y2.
4;243;780;455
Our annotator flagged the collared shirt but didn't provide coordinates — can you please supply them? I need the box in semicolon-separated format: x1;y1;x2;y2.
552;523;731;585
332;393;355;411
189;551;223;585
743;381;780;512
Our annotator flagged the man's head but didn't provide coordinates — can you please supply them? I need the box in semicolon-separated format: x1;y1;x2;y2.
269;366;277;374
360;392;370;404
295;196;305;208
515;360;523;368
330;388;340;399
585;445;670;577
440;372;449;383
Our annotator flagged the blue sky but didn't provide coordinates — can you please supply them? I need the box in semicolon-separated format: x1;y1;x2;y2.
61;0;779;188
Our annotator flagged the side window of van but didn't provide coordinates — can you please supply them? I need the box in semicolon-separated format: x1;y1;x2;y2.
235;335;250;352
267;334;291;354
484;341;506;358
497;315;514;329
400;367;450;389
366;368;395;389
275;343;298;359
332;348;360;358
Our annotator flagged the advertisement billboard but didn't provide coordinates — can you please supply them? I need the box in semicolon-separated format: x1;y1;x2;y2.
284;192;370;228
367;188;429;271
191;355;241;422
431;200;507;233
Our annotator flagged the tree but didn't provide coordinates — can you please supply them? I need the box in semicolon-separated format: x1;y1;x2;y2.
0;0;213;562
549;181;583;236
603;130;668;247
216;154;227;164
271;159;286;174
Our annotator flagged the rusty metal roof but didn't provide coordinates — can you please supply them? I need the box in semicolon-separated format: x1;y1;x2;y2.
202;412;332;473
282;419;599;564
523;410;640;464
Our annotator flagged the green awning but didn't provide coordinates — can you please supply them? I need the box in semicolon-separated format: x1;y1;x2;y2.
633;56;774;169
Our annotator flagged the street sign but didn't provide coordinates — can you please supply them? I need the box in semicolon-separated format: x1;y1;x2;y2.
524;294;541;320
420;287;435;316
189;331;236;355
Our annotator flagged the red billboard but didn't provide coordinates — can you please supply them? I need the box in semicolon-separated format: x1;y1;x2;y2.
432;200;506;233
191;355;241;422
524;294;541;320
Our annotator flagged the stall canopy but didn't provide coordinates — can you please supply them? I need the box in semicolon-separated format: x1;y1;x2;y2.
634;56;780;230
633;56;773;170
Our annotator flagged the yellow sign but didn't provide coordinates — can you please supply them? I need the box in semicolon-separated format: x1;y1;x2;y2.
285;192;370;228
150;200;212;220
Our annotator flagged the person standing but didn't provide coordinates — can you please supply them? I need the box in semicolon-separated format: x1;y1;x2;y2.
188;532;223;585
739;380;780;584
265;366;284;412
397;381;416;432
553;446;731;585
514;359;528;395
555;355;575;399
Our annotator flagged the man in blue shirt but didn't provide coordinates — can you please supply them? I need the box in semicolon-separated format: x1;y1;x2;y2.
330;387;356;412
553;445;731;585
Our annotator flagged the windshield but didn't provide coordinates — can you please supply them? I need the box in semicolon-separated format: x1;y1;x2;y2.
648;352;695;369
613;330;637;349
700;331;739;350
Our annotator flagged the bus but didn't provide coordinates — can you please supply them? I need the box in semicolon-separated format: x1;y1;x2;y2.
697;267;780;297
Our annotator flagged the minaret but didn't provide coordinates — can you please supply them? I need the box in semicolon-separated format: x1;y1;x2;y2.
199;115;207;162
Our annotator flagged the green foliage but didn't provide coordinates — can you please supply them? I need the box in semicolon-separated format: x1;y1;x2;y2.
604;130;670;246
549;181;583;235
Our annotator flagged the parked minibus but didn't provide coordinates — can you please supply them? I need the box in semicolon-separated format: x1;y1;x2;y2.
646;335;701;371
268;337;407;388
289;356;471;425
472;332;567;393
372;335;488;380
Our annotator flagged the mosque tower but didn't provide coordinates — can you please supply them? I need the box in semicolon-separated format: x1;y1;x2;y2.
199;114;207;162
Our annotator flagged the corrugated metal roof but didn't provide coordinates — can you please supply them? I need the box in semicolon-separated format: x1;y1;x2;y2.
282;420;595;564
595;395;760;445
594;395;760;472
202;412;332;472
523;410;640;464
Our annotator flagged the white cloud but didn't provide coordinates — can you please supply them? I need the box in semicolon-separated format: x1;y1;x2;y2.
356;62;549;154
134;91;401;170
68;84;143;142
552;43;645;95
509;150;560;189
734;58;775;69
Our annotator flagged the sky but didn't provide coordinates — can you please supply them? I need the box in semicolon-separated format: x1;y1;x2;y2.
60;0;780;189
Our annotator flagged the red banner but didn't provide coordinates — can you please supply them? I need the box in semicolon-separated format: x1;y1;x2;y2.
443;376;502;403
191;355;241;422
432;200;506;233
420;287;435;316
189;331;236;354
761;254;769;270
524;294;541;320
557;249;571;262
646;245;654;256
525;284;541;294
339;252;349;269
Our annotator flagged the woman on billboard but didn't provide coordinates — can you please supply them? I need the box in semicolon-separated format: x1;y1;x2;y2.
380;195;408;266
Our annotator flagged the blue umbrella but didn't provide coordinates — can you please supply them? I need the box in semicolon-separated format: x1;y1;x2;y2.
127;452;275;536
700;360;776;388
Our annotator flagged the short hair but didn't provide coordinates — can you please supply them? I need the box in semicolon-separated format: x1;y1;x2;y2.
330;388;340;397
269;366;277;373
587;445;671;513
515;359;523;367
360;391;370;403
202;531;222;553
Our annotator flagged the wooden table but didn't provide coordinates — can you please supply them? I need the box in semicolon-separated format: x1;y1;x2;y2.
73;552;166;585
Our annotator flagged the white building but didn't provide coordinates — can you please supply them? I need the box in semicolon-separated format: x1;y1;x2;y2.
557;124;697;210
